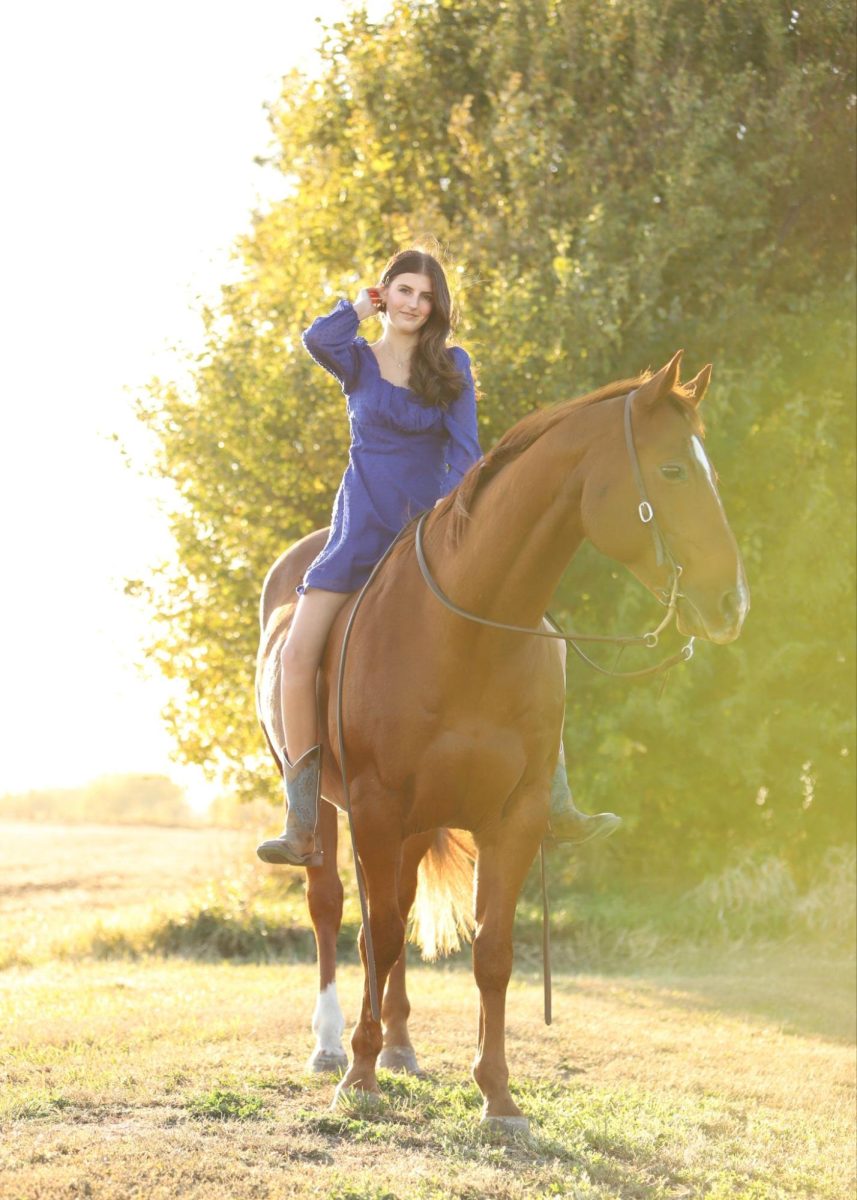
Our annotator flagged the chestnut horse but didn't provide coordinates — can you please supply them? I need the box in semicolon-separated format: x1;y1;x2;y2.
255;351;749;1129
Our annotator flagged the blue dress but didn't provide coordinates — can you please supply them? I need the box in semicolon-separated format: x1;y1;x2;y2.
298;300;483;594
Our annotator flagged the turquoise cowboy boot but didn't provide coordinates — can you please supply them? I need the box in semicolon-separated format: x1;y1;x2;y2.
546;742;621;845
256;745;324;867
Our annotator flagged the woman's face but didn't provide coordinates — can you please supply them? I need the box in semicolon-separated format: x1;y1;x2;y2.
383;272;434;333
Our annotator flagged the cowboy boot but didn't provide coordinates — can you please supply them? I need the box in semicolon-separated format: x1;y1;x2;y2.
256;745;324;867
546;744;621;845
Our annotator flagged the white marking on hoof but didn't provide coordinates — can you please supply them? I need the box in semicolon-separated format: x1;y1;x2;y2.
310;982;346;1068
377;1045;425;1076
480;1114;531;1139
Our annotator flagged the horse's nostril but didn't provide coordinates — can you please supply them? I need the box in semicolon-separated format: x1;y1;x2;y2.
721;589;740;622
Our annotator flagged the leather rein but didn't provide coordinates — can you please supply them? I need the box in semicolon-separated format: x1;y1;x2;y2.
413;389;696;679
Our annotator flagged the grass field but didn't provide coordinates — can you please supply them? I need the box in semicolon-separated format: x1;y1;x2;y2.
1;820;854;1199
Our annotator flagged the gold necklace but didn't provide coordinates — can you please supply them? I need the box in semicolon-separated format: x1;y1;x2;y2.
383;343;411;371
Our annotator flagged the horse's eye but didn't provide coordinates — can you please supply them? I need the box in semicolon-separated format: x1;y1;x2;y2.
660;463;687;481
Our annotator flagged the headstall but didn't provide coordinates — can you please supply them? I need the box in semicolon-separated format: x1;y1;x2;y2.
414;390;695;679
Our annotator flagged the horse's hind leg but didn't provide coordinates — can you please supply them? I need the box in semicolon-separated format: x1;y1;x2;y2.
305;798;347;1073
378;831;434;1077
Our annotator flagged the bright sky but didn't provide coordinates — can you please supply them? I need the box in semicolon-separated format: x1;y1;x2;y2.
0;1;387;807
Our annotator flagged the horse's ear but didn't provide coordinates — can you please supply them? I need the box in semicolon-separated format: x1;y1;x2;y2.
636;350;684;407
684;363;712;408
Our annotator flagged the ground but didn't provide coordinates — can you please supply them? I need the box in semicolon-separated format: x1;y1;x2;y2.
0;820;854;1199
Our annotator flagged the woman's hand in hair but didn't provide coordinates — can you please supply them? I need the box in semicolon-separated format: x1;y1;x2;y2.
353;284;387;321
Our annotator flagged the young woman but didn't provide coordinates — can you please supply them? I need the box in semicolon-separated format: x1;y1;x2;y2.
257;249;618;867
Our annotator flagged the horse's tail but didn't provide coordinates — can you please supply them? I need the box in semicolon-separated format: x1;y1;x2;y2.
409;828;476;961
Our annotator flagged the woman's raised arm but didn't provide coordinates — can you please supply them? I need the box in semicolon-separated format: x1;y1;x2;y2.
301;287;384;391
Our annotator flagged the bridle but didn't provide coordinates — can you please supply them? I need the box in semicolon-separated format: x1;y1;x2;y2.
414;389;696;679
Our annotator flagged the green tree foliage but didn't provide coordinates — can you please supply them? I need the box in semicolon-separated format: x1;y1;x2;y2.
135;0;856;883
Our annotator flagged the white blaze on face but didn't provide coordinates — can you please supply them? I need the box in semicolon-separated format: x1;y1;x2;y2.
690;435;717;492
311;981;346;1055
691;435;750;616
690;434;728;516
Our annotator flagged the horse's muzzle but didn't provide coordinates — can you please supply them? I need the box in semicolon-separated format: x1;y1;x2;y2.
677;579;750;644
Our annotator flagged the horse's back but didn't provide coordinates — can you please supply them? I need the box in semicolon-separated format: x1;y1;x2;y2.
256;528;329;760
259;528;330;630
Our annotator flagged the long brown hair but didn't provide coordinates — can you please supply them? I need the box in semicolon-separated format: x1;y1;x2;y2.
379;249;465;410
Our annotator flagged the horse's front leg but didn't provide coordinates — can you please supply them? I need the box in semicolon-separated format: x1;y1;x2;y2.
333;811;405;1105
378;830;434;1076
472;792;546;1131
305;798;348;1073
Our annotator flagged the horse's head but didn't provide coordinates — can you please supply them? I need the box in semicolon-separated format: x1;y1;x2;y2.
581;352;749;644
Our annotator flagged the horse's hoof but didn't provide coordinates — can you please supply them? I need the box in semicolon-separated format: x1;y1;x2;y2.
377;1045;425;1076
331;1080;383;1111
480;1115;531;1139
307;1049;348;1075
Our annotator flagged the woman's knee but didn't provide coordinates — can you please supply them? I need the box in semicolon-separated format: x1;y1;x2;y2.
280;591;348;678
279;635;319;680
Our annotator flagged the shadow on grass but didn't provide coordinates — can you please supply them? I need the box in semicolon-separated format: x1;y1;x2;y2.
595;945;857;1044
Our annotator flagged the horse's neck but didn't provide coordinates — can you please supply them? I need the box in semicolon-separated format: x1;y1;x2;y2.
437;405;599;628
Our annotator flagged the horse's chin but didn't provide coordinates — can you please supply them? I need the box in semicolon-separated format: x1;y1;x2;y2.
704;624;743;646
676;606;744;645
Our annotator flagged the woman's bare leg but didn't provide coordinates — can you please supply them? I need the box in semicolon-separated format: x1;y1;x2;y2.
280;588;352;763
257;588;352;866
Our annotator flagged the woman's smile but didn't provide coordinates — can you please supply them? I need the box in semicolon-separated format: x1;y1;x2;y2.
385;272;434;331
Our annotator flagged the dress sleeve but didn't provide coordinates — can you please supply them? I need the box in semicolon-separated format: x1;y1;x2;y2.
301;299;361;392
439;348;483;496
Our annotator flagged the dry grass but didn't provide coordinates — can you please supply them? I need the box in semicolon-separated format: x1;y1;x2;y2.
1;956;854;1199
0;818;320;970
0;818;249;928
1;820;854;1198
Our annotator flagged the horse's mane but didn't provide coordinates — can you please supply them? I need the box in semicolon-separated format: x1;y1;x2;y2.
391;371;701;557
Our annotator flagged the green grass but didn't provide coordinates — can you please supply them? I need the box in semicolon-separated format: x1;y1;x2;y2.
0;820;853;1198
295;1071;850;1198
0;956;853;1199
185;1087;270;1121
2;818;852;974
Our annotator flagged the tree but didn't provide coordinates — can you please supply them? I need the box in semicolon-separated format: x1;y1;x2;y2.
134;0;856;881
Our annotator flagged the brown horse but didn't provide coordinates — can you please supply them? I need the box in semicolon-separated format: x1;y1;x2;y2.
255;351;749;1129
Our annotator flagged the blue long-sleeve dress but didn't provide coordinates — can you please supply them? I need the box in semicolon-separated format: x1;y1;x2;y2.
297;300;483;594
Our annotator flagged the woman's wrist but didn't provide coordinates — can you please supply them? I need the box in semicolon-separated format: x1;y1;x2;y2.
353;285;385;322
352;296;376;322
